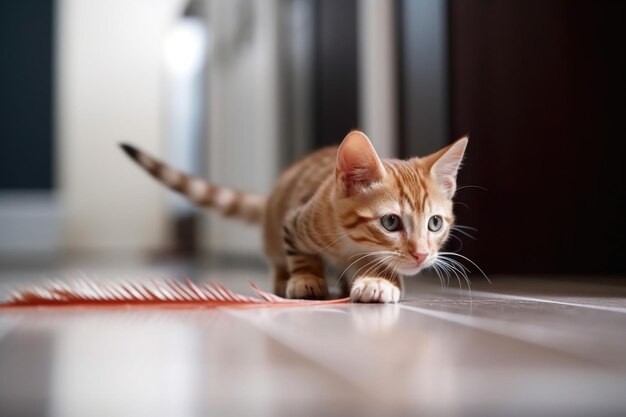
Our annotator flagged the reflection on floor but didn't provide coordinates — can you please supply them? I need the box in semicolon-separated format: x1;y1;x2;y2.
0;259;625;417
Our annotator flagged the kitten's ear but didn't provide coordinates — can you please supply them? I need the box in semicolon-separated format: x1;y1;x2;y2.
336;130;385;195
427;136;468;198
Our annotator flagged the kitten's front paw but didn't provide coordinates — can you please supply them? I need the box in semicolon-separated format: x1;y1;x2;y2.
286;275;328;299
351;277;400;303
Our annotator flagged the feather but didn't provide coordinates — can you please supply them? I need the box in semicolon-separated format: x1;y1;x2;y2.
0;278;351;309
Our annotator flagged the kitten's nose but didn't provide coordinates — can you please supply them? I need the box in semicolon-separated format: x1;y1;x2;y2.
410;249;430;265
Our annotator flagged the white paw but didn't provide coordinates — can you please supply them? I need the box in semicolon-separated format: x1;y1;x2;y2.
350;278;400;303
286;275;328;299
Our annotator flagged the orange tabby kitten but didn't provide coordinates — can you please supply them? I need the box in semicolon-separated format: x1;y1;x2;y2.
121;130;468;303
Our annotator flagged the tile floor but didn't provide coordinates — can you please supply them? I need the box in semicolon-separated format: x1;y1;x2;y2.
0;260;625;417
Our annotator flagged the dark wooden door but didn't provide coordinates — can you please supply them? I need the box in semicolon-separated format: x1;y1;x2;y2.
448;1;626;274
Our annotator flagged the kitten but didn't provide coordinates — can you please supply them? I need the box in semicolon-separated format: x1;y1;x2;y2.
121;130;467;303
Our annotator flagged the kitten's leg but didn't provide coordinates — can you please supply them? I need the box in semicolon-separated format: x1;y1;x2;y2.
350;274;402;303
285;254;328;299
272;265;290;297
281;211;328;299
339;275;351;297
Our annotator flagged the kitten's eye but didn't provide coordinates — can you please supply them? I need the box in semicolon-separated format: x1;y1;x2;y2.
381;214;402;232
428;215;443;232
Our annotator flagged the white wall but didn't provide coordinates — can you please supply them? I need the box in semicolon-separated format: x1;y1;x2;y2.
358;0;398;159
57;0;185;253
202;0;281;256
0;193;62;255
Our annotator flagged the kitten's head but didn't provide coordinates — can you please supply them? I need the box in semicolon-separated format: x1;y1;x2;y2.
334;130;467;276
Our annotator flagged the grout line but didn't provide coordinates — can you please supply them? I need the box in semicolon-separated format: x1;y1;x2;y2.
443;289;626;314
398;304;614;367
222;307;376;395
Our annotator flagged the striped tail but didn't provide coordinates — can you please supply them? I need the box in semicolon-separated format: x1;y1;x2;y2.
120;143;266;224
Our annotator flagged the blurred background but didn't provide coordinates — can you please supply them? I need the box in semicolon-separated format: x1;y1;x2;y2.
2;2;626;416
0;0;624;276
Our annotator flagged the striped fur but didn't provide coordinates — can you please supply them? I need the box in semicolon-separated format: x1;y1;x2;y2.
121;131;468;303
120;144;265;223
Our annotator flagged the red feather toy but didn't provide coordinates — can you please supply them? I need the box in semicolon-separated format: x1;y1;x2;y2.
0;278;351;309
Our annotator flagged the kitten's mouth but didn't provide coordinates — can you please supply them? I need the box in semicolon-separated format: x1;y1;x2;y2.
396;264;426;276
396;258;434;276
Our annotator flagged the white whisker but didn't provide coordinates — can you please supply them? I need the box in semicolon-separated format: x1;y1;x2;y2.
447;233;464;251
429;263;446;288
314;231;350;254
453;201;471;211
436;259;462;291
439;252;491;284
454;224;478;231
456;185;488;192
438;257;471;294
336;251;398;287
436;261;452;287
451;227;476;240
